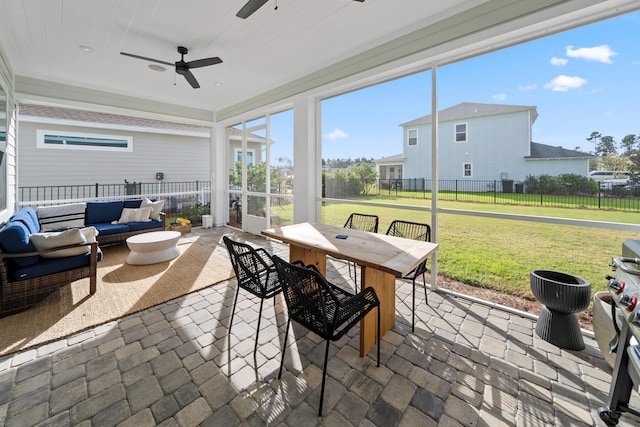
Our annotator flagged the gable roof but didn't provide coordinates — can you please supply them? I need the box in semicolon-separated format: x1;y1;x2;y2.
527;142;593;159
400;102;538;126
375;153;405;163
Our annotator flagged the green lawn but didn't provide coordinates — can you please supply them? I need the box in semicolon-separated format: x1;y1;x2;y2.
321;197;640;303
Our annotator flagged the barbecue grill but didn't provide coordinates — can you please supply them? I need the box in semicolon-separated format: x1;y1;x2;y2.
598;252;640;426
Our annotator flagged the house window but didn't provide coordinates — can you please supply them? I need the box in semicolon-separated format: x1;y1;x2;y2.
463;162;472;177
408;129;418;146
37;130;132;152
234;148;255;166
455;123;467;143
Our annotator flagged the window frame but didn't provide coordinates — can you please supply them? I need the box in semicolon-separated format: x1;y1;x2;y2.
407;128;418;147
455;123;468;143
234;147;256;166
37;129;133;152
463;162;472;178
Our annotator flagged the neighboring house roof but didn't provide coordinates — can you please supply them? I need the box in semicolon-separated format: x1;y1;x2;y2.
19;103;267;142
400;102;538;126
375;153;405;163
527;142;593;159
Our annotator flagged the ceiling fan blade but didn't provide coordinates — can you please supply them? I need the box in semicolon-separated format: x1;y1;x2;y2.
183;69;200;89
186;57;223;69
236;0;268;19
120;52;174;67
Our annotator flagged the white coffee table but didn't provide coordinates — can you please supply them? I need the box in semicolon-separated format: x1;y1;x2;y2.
126;231;181;265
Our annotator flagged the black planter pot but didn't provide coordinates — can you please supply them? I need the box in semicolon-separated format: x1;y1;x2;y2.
530;270;591;351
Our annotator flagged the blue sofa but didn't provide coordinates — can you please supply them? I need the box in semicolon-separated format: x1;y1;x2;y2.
0;199;165;315
84;199;165;244
0;207;100;316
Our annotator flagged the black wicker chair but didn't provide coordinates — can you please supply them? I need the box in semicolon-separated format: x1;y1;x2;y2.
343;213;379;290
223;236;282;357
385;220;431;332
272;255;380;416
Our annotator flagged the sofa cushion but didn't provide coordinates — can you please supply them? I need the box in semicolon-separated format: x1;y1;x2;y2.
10;208;41;234
0;221;40;268
141;197;165;220
113;207;151;224
30;228;89;258
92;223;130;236
127;219;163;232
10;250;102;282
123;199;143;209
37;203;86;231
85;201;125;225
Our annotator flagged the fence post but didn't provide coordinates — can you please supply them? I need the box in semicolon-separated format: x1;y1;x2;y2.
494;181;497;203
95;183;99;198
455;180;458;201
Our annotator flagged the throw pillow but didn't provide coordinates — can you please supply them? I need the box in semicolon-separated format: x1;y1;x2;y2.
30;228;89;258
141;197;165;220
113;207;152;224
80;226;99;243
37;203;86;231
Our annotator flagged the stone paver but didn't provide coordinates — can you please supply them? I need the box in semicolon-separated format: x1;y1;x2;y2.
0;227;636;426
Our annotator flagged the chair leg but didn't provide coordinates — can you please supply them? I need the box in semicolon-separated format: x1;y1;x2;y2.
318;339;331;417
348;262;358;292
254;298;265;357
422;271;428;304
377;306;381;367
228;285;241;334
411;278;416;333
278;317;291;379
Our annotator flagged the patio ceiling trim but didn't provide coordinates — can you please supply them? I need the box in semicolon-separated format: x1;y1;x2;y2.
216;0;601;121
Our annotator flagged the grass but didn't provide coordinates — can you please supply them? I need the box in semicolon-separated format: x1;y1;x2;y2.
321;197;640;301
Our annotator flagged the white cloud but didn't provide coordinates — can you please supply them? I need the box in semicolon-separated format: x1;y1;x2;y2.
565;45;617;63
518;83;537;91
492;93;507;101
544;75;587;92
325;128;348;140
550;57;568;66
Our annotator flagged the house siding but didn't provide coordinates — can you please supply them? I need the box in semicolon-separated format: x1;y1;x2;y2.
17;121;210;187
401;105;588;182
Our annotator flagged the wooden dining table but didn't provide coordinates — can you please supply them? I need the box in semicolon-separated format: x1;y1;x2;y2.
261;222;439;356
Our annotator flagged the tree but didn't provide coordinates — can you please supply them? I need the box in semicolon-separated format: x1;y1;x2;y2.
595;135;616;157
621;134;638;155
586;131;602;154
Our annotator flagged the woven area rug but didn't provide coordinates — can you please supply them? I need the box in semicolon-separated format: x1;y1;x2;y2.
0;238;234;356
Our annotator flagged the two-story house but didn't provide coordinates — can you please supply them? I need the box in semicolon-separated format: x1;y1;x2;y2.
377;102;591;188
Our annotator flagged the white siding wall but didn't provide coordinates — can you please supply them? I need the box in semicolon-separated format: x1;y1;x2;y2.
402;110;587;182
18;121;210;187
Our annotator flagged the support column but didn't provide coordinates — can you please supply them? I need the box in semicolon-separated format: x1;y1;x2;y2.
293;94;319;224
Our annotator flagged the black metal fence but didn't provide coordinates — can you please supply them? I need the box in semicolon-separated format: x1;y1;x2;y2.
18;180;212;222
324;177;640;211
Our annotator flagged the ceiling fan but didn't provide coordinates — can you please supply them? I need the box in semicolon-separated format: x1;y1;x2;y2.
236;0;365;19
120;46;222;89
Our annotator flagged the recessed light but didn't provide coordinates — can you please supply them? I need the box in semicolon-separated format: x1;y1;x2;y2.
148;64;167;72
214;82;223;87
79;45;93;52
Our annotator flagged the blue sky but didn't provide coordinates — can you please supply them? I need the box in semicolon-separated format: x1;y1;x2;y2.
311;10;640;161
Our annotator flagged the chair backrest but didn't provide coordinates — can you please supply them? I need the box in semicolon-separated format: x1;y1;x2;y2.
272;255;335;338
223;236;274;296
385;220;431;242
343;213;379;233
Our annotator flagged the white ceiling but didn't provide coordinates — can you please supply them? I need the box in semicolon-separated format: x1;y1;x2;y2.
0;0;638;121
